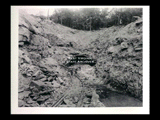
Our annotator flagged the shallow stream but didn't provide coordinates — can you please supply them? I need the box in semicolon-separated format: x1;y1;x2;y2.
98;89;142;107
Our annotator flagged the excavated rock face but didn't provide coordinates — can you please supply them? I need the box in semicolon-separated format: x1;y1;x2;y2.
18;12;67;107
18;12;104;107
18;11;142;107
83;18;143;101
94;23;143;100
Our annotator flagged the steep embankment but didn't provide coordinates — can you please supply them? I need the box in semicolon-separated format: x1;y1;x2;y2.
19;12;74;107
18;12;104;107
89;18;143;100
18;11;142;107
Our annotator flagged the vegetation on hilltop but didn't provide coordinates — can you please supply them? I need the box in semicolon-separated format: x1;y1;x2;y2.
49;8;142;31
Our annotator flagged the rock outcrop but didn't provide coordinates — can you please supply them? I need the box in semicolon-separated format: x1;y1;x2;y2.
92;19;143;100
18;12;104;107
18;11;143;107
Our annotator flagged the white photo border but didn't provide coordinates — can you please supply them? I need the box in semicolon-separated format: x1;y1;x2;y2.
11;5;150;114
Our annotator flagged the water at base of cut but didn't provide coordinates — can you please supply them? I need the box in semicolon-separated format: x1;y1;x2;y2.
98;89;142;107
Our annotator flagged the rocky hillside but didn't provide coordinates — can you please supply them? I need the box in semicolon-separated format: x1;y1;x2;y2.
89;17;143;100
18;11;142;107
18;11;105;107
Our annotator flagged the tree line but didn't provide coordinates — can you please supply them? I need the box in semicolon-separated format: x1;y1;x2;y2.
48;8;142;31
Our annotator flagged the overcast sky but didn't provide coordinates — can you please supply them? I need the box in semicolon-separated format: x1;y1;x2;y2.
19;6;140;17
19;6;84;16
21;8;55;16
18;6;115;16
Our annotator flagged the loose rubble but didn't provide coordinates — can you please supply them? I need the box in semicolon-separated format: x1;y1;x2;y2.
91;20;143;100
18;11;142;107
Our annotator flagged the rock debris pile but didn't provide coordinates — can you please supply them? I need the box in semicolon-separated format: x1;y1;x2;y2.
18;11;105;107
90;18;143;100
18;11;143;107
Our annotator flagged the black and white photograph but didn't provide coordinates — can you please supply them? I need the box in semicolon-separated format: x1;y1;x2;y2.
11;6;150;114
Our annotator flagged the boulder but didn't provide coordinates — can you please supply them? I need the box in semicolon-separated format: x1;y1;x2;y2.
72;96;79;103
32;69;46;81
108;46;115;54
96;100;105;107
26;97;37;104
108;45;121;54
52;81;60;88
54;48;64;55
19;63;41;77
19;42;24;47
39;77;48;82
19;26;31;42
36;95;50;105
115;37;127;45
83;97;90;104
64;98;74;106
47;76;53;82
18;90;31;100
45;34;59;46
33;74;46;81
19;34;28;42
18;69;31;93
67;42;77;48
19;50;31;64
29;81;47;91
134;47;142;52
18;99;27;107
121;42;129;50
139;70;143;75
29;92;39;98
28;52;41;63
38;57;58;73
30;34;50;47
135;20;142;26
32;69;40;76
57;77;64;84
